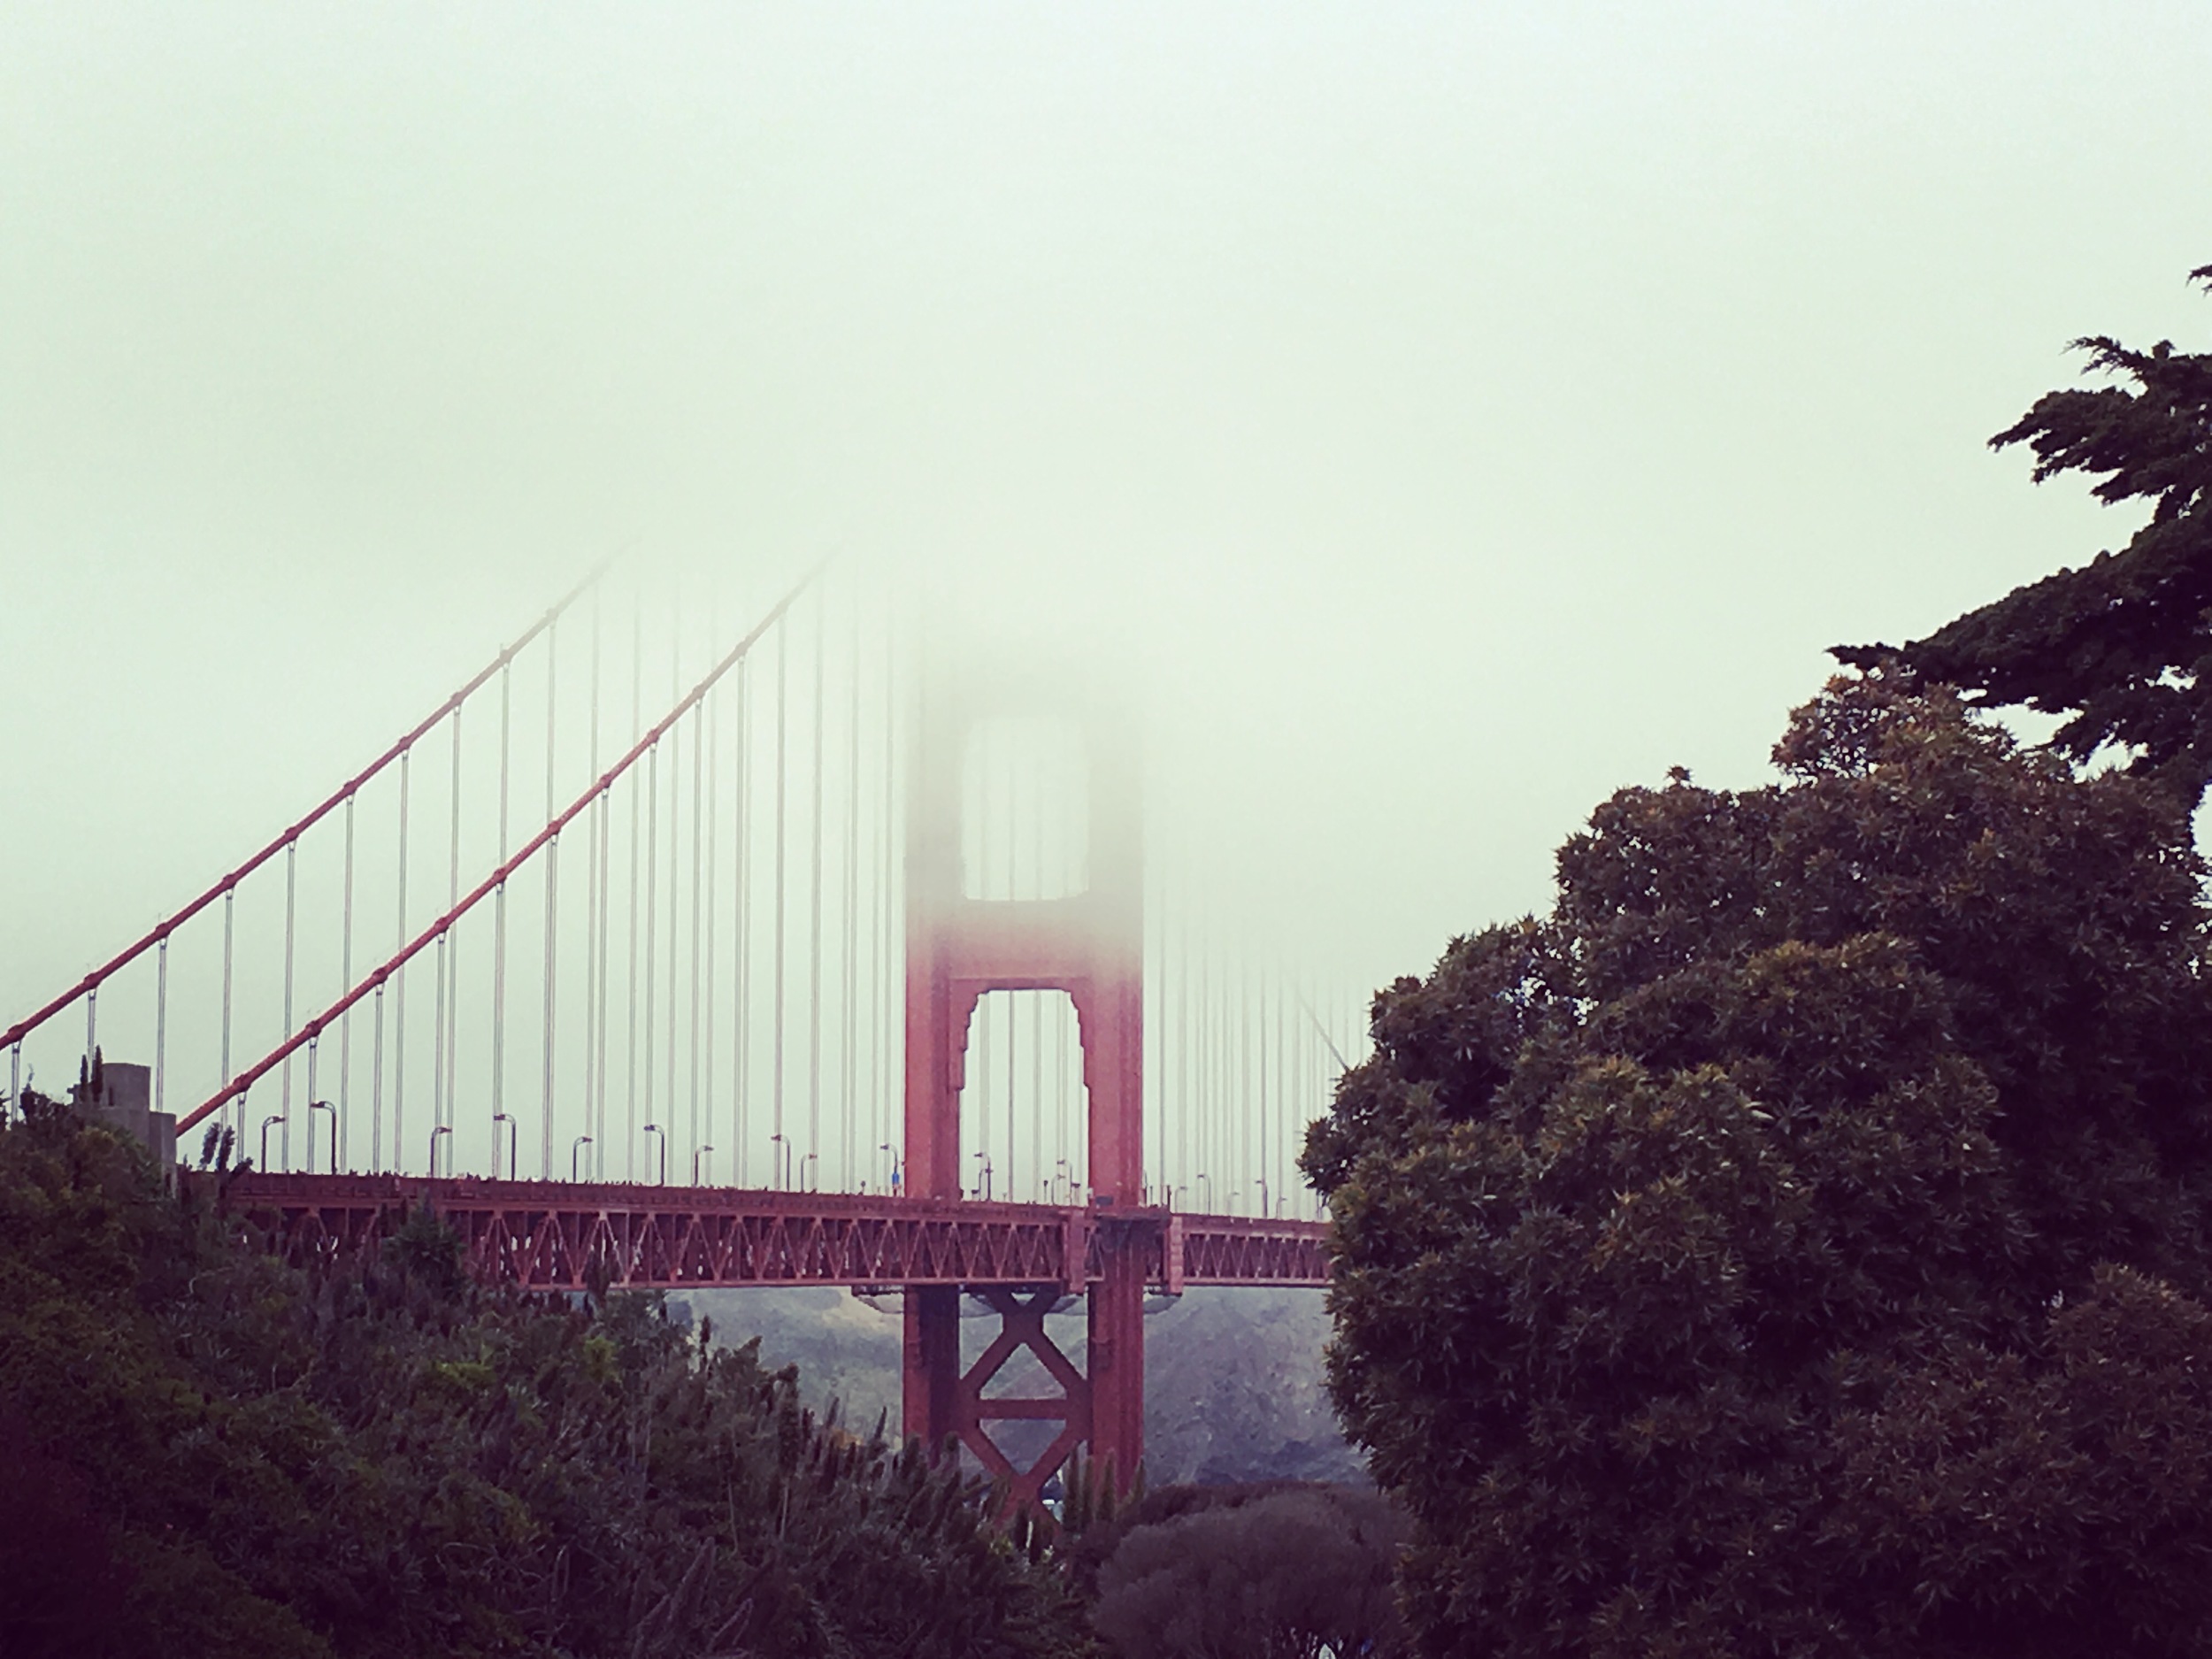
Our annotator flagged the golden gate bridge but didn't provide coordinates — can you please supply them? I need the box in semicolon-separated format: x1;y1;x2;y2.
3;561;1359;1512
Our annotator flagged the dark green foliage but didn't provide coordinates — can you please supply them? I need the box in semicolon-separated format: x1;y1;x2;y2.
1303;677;2212;1657
1087;1483;1408;1659
1838;265;2212;801
0;1095;1092;1659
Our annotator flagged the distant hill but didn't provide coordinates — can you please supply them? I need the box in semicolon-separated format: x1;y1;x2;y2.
675;1285;1364;1486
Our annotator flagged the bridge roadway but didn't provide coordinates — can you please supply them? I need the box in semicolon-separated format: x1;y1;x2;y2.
204;1171;1332;1296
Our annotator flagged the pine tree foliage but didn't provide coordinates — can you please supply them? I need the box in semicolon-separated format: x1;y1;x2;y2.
1838;266;2212;800
0;1093;1094;1659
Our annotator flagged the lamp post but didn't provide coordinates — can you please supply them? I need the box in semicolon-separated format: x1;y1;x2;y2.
642;1123;667;1186
769;1133;789;1190
307;1100;336;1173
799;1151;818;1193
879;1142;902;1195
1053;1158;1071;1205
428;1124;451;1177
572;1134;594;1182
493;1112;517;1180
260;1114;286;1172
1196;1171;1212;1212
1256;1176;1271;1219
694;1145;714;1186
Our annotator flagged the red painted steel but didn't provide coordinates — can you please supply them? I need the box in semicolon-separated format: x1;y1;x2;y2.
902;664;1153;1505
196;1171;1329;1294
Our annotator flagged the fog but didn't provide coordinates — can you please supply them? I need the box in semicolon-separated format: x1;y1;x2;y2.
5;4;2210;1148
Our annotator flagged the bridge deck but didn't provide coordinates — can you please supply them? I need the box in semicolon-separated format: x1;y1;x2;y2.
200;1172;1332;1294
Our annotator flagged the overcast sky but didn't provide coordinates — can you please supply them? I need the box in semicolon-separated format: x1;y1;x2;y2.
5;1;2211;1028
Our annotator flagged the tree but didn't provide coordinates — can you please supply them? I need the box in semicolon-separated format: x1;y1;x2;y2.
1088;1483;1407;1659
1303;677;2212;1657
1837;265;2212;801
0;1093;1094;1659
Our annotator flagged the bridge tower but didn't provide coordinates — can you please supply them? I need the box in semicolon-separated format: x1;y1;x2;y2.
901;661;1147;1508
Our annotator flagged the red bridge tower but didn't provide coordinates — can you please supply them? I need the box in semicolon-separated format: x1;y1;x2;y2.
901;663;1148;1507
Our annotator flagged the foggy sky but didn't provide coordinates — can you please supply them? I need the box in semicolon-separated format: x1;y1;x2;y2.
6;1;2212;1028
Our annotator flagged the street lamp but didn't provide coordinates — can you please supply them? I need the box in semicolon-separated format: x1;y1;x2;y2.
1053;1158;1071;1204
307;1100;336;1173
694;1144;715;1185
572;1134;594;1182
1256;1176;1271;1219
1196;1172;1212;1212
428;1124;452;1176
799;1151;819;1193
769;1133;790;1190
879;1142;902;1195
642;1123;667;1186
493;1112;517;1180
260;1114;286;1172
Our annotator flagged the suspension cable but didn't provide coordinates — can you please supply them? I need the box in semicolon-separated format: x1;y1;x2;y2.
174;565;824;1135
0;566;603;1053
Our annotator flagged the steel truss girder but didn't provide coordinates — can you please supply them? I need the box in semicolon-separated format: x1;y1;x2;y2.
198;1172;1330;1293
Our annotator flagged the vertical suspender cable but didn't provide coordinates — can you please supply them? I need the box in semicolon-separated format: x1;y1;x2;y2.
154;936;169;1119
596;786;612;1177
582;625;598;1175
542;618;558;1177
844;590;860;1193
1256;959;1268;1217
304;1035;319;1173
339;794;355;1170
627;597;643;1179
808;592;825;1178
221;886;235;1136
394;748;411;1171
494;663;511;1150
1276;962;1288;1213
772;617;787;1180
690;679;705;1169
1155;845;1168;1201
733;651;750;1186
372;983;386;1171
1179;850;1192;1204
1030;780;1043;1198
1004;727;1016;1189
433;718;456;1143
701;611;718;1183
281;839;297;1168
542;833;559;1178
588;587;606;1179
642;740;659;1171
1242;956;1254;1213
442;707;463;1141
664;608;680;1162
872;596;889;1186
